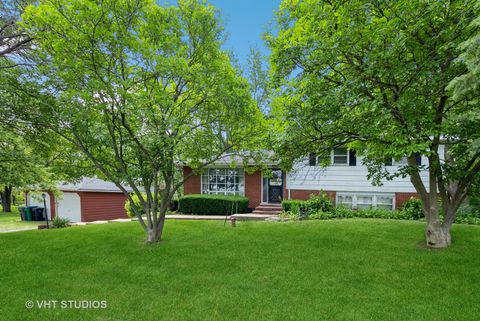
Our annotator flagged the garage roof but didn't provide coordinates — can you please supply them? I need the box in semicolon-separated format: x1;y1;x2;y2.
59;177;134;193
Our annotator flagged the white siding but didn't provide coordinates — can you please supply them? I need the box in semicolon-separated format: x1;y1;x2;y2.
286;155;429;193
27;193;52;218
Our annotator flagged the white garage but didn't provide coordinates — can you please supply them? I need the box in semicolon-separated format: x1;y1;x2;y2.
56;192;82;222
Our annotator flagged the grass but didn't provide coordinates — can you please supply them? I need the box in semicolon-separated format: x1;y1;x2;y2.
0;219;479;321
0;206;43;232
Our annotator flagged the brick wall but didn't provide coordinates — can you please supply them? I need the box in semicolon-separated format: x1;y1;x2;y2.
395;192;419;209
183;167;201;195
245;170;262;208
79;192;128;222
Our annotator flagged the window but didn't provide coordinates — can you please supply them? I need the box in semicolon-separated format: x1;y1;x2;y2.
332;148;348;165
308;152;317;166
377;195;394;210
336;193;394;210
337;195;353;209
386;155;422;166
356;195;373;209
202;168;244;196
393;157;408;165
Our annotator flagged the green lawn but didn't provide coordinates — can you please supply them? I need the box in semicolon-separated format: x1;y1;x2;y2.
0;219;479;321
0;206;43;232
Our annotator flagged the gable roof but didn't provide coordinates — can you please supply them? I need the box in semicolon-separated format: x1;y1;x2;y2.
59;177;133;193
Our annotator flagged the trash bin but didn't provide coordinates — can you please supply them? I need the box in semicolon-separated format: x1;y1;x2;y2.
32;208;44;221
26;206;38;221
18;207;26;221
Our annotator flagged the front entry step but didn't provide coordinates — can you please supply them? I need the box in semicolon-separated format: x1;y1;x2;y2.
252;203;283;215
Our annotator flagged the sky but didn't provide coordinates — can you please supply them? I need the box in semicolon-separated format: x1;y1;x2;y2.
209;0;281;67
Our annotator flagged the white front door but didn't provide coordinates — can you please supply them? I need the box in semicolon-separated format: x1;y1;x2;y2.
56;192;82;222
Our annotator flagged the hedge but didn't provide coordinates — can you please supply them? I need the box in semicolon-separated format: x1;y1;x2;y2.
282;200;307;212
178;194;249;215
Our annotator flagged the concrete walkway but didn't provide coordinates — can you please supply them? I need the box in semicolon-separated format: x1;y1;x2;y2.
0;227;39;233
69;213;279;226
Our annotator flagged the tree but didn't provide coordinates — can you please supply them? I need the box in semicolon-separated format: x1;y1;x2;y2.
267;0;480;248
0;0;32;62
246;47;270;113
17;0;265;242
0;127;56;212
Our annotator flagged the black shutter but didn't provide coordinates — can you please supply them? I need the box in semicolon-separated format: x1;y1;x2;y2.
414;153;422;166
349;150;357;166
309;152;317;166
384;157;392;166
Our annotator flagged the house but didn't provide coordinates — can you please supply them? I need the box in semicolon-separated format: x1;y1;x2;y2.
183;149;430;214
26;178;132;222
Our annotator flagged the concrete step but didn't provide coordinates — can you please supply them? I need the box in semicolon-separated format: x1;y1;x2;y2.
255;205;282;210
252;210;282;215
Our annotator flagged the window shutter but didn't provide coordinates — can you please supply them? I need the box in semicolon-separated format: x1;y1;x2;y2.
349;150;357;166
384;157;392;166
414;153;422;166
309;153;317;166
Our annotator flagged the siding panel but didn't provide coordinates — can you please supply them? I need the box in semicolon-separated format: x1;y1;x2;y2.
287;156;429;193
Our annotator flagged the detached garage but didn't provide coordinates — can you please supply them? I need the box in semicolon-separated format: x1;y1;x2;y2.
27;178;132;222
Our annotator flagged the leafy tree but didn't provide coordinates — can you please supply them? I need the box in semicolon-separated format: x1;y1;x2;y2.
0;127;55;212
17;0;265;242
246;47;270;113
0;0;32;62
268;0;480;248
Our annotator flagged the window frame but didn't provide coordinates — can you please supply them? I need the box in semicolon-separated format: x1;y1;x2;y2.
201;167;245;196
331;148;349;166
336;193;395;210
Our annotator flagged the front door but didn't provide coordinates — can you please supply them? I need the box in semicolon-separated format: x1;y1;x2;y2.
268;169;283;203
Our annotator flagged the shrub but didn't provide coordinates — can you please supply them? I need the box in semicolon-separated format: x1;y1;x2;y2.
52;216;70;228
282;192;334;217
401;197;424;220
125;194;179;217
305;192;334;214
178;194;249;215
282;200;307;212
124;194;145;218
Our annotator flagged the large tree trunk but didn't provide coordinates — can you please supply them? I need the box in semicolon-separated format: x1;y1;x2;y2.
0;185;13;213
425;219;451;248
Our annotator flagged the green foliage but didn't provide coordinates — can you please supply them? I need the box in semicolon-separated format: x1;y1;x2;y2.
402;198;424;220
282;192;334;219
305;192;334;214
268;0;480;237
16;0;267;240
178;194;248;215
52;216;70;228
124;194;145;218
281;200;306;212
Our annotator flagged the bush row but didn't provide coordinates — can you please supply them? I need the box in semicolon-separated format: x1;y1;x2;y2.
281;195;424;221
281;195;480;225
178;194;249;215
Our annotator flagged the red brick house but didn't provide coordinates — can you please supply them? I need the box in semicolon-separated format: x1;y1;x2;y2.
183;150;423;213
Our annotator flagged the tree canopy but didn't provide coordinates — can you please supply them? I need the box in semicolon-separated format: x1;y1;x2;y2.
268;0;480;248
15;0;265;242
